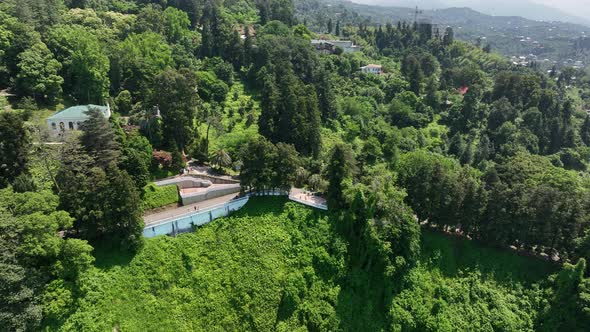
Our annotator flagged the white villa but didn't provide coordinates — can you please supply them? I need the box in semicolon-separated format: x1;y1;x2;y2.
46;104;111;136
360;64;383;74
310;39;361;54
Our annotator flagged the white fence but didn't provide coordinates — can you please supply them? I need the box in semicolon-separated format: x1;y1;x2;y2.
142;196;250;238
142;189;327;238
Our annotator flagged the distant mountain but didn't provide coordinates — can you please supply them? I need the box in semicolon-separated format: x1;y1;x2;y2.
445;0;590;26
351;0;590;26
296;0;590;68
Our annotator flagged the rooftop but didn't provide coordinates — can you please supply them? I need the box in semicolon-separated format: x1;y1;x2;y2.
47;105;109;121
361;64;382;68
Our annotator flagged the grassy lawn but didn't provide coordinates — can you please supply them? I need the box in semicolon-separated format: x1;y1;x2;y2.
141;184;179;210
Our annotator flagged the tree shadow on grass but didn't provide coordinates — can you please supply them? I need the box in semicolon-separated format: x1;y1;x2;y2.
233;196;289;217
421;230;559;285
92;239;135;270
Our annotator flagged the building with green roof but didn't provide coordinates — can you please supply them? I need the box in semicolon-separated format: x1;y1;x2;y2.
46;104;111;136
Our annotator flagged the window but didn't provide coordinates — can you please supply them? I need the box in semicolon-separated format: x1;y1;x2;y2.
59;122;65;131
51;122;56;130
68;122;74;130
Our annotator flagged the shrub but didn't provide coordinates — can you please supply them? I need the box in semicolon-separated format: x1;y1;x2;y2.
141;184;179;210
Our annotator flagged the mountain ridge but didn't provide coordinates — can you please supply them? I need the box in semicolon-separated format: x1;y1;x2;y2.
348;0;590;27
297;0;590;68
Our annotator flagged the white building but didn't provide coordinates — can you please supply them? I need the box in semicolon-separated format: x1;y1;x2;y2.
46;104;111;136
310;39;361;54
360;64;383;74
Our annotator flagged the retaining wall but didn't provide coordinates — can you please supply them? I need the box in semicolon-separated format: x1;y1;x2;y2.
186;173;239;184
143;196;250;238
142;189;326;238
153;174;238;187
180;184;241;205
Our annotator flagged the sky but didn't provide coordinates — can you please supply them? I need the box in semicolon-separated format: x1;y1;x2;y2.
530;0;590;18
350;0;590;25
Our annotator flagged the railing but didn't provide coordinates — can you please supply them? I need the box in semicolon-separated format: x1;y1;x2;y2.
142;189;327;238
248;189;289;196
142;196;250;238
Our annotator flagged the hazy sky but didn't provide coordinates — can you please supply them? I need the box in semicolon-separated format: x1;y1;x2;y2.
352;0;590;23
530;0;590;18
447;0;590;18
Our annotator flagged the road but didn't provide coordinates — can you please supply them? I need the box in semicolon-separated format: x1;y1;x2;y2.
143;192;240;226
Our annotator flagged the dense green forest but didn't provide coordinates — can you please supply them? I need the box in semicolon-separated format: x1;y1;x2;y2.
2;0;590;330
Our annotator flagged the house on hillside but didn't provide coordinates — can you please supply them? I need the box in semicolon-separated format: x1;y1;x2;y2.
46;104;111;137
311;39;361;54
360;64;383;74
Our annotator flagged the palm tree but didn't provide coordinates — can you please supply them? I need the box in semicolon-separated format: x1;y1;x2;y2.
211;149;232;170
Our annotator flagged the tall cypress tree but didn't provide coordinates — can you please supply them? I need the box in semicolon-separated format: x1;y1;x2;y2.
103;165;144;251
326;144;355;209
79;107;121;169
402;54;423;95
0;111;30;188
316;67;338;121
301;84;322;157
258;66;279;143
581;115;590;146
243;25;253;65
150;68;198;151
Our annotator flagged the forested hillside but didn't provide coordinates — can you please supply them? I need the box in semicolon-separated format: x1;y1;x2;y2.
2;0;590;331
50;198;560;331
295;0;590;69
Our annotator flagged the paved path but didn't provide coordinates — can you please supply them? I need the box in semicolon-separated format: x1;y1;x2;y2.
143;192;240;226
289;188;328;210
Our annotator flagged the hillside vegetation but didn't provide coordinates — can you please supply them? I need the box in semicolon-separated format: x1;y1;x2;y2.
53;198;556;331
3;0;590;330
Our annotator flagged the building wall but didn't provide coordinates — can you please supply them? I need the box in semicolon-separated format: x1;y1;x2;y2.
361;67;382;74
46;118;85;136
